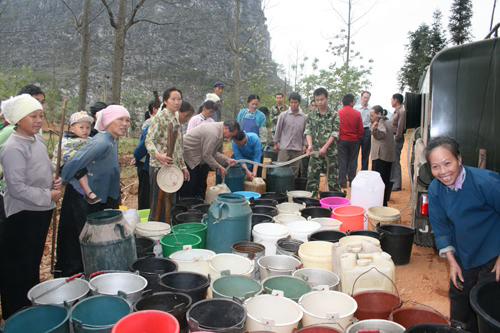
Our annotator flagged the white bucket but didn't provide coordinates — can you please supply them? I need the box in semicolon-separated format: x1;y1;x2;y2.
276;202;306;215
311;217;343;231
286;221;321;242
169;249;215;276
135;221;171;241
298;241;334;271
253;223;290;256
209;253;254;280
245;294;303;333
287;190;313;202
273;214;306;225
298;290;358;330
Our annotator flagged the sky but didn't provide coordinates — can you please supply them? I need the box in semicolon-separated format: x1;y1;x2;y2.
264;0;495;109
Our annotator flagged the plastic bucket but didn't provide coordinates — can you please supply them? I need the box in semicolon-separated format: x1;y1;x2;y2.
348;230;380;240
319;191;346;198
367;206;401;230
286;221;321;242
232;241;266;260
274;214;307;225
287;190;313;203
262;276;312;302
345;319;405;333
405;324;470;332
174;211;204;225
209;253;254;279
250;198;278;207
260;192;288;203
135;221;171;241
308;230;346;243
299;290;358;329
187;299;246;333
28;277;89;306
244;294;303;333
212;274;263;301
172;223;207;248
276;237;303;257
258;255;302;280
311;218;342;231
169;249;215;276
159;271;210;304
252;214;274;229
277;202;306;215
293;268;340;291
137;209;150;223
135;237;155;257
4;305;70;333
301;207;332;219
251;205;279;217
296;326;341;333
377;224;415;265
191;203;211;214
253;223;290;255
332;206;365;233
353;291;401;320
112;310;179;333
298;241;334;271
129;257;178;292
293;197;321;207
389;306;449;329
134;292;192;330
470;278;500;333
234;191;261;201
320;197;351;212
160;233;202;257
70;295;132;333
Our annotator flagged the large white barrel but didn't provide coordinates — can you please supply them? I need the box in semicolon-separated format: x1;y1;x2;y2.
350;171;384;212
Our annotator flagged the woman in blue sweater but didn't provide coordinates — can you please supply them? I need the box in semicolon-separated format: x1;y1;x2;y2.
426;136;499;332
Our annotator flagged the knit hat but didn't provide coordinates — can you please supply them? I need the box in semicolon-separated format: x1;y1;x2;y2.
205;93;221;103
69;111;94;126
0;94;43;125
94;105;130;131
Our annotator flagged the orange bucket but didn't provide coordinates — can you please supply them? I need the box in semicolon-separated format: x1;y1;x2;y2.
333;205;365;233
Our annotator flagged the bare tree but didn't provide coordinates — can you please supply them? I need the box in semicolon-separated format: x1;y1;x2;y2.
491;0;497;31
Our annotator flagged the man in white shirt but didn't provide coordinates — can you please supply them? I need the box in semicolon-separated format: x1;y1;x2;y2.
354;90;372;170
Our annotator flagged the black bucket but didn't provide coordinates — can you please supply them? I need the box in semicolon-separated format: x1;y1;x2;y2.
251;214;274;229
251;205;278;217
319;191;346;198
301;207;332;219
135;237;155;257
174;211;205;225
260;192;288;204
293;197;320;207
191;204;210;214
134;291;192;329
178;197;205;208
187;298;246;333
377;224;415;265
159;272;210;304
129;257;178;292
406;324;470;332
308;230;346;243
250;198;278;207
470;278;500;333
348;230;380;240
295;177;308;190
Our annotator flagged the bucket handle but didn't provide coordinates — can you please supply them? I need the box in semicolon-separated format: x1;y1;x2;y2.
399;299;446;316
350;266;401;303
72;318;84;330
117;290;128;300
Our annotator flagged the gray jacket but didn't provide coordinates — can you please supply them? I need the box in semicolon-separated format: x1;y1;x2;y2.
370;118;396;162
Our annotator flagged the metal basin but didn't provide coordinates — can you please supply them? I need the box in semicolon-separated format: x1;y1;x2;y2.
89;272;148;304
28;277;89;306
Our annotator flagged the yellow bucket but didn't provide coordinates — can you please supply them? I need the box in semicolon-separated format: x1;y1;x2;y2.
298;241;334;271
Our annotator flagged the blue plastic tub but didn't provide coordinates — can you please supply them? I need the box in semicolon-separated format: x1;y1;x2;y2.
233;191;261;201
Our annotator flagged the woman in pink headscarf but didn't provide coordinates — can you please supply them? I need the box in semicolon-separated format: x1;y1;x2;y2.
56;105;130;277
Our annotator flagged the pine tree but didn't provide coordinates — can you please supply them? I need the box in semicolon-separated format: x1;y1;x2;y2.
449;0;473;45
429;10;447;57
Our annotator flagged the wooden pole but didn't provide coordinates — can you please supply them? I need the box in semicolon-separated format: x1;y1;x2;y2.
50;98;68;274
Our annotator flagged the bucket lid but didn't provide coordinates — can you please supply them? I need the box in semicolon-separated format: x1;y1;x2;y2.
157;165;184;193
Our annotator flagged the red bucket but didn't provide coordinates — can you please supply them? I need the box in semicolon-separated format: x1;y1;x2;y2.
354;291;401;320
333;205;365;233
389;306;449;329
112;310;180;333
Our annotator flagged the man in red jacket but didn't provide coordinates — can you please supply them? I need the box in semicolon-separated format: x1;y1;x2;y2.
338;93;364;188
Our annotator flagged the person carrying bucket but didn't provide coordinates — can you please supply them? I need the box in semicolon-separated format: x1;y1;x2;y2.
426;136;500;333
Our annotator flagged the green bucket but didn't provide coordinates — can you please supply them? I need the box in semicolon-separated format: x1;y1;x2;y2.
263;276;312;302
172;223;207;248
160;233;202;257
138;209;150;223
212;274;263;301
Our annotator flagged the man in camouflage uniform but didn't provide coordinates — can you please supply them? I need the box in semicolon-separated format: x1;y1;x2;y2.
305;87;341;196
270;93;287;142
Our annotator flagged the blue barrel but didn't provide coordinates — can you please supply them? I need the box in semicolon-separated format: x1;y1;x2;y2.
267;166;295;194
216;166;245;192
79;210;137;276
204;193;252;253
4;305;70;333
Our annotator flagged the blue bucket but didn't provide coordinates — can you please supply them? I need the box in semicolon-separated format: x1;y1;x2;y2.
70;295;132;332
234;191;261;201
4;305;70;333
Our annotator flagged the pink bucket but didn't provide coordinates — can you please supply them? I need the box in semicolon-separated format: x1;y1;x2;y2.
320;197;351;217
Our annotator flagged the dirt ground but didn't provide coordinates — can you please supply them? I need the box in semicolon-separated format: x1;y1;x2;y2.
36;130;450;319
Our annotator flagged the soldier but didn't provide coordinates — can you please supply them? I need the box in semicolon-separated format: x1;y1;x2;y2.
305;88;341;196
270;93;287;142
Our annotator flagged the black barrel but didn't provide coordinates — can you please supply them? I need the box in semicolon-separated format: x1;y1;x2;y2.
319;191;346;198
159;272;210;304
301;207;332;219
250;198;278;207
251;205;278;217
187;298;246;333
129;257;178;292
293;197;320;207
377;224;415;265
174;211;205;225
135;237;155;258
470;278;500;333
134;292;192;329
308;230;346;243
260;192;288;204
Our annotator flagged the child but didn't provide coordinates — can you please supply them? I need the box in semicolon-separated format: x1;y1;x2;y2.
53;111;100;204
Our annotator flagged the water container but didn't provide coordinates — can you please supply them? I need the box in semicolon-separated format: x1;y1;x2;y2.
293;268;340;291
187;299;246;333
3;305;70;333
129;257;177;292
212;274;263;300
389;305;449;329
350;171;384;214
333;206;365;233
134;292;192;330
172;223;207;248
250;198;278;207
339;252;395;294
251;214;274;230
159;272;210;304
276;202;306;215
260;192;288;204
28;277;89;306
257;255;302;280
205;193;252;253
311;218;342;231
293;197;321;207
470;278;500;333
252;205;278;216
209;253;255;280
173;211;204;225
160;233;202;257
244;177;266;194
112;310;180;333
244;294;303;333
135;237;155;257
333;235;382;276
232;241;266;279
267;166;295;194
218;165;245;192
298;241;334;271
301;207;332;219
286;221;322;242
205;183;231;204
377;224;415;265
299;290;358;329
287;190;313;203
135;222;171;241
367;207;401;230
169;249;215;276
345;319;405;333
252;223;290;255
79;210;137;276
234;191;261;201
320;197;351;213
191;203;211;214
319;191;346;198
262;276;312;302
274;213;307;225
276;237;303;257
